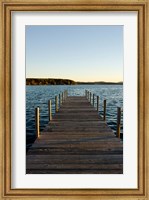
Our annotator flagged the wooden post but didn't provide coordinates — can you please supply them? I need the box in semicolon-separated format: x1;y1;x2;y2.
97;96;99;112
59;94;61;108
63;92;65;101
93;94;95;106
90;92;92;103
35;107;40;138
64;90;66;101
55;96;58;112
63;91;65;101
103;100;106;121
48;100;52;121
62;92;64;103
66;90;68;98
67;90;68;97
117;107;121;138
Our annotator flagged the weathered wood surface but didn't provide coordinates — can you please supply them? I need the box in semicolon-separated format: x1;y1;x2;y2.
26;96;123;174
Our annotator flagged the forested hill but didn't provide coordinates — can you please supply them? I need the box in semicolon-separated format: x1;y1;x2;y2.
26;78;76;85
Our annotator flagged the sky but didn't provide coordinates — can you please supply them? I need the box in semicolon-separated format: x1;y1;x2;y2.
26;25;123;82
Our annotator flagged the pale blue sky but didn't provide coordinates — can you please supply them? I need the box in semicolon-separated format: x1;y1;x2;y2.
26;25;123;82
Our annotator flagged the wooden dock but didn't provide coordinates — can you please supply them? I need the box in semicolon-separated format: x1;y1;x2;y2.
26;94;123;174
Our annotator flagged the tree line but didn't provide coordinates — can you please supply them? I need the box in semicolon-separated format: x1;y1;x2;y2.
26;78;76;85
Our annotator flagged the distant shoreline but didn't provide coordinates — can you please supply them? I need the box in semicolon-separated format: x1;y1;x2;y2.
77;81;123;85
26;78;123;85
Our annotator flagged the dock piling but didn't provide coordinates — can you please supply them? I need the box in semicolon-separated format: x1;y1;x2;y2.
117;107;121;138
65;90;67;99
97;96;99;112
93;94;95;106
63;91;65;101
55;96;58;112
86;90;89;100
59;94;61;108
65;90;67;100
35;107;40;138
103;99;106;121
85;90;87;98
62;92;64;103
90;92;92;103
48;100;52;121
64;90;66;101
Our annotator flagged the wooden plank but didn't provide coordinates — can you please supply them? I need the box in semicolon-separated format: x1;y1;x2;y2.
27;150;123;155
26;169;123;174
30;143;123;149
43;128;113;132
37;134;118;140
27;163;123;170
40;132;116;136
40;134;116;139
26;155;123;164
34;138;121;144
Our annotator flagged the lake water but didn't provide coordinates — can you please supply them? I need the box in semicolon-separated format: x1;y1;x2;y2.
26;85;123;150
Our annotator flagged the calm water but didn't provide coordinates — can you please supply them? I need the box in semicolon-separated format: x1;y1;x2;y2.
26;85;123;150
